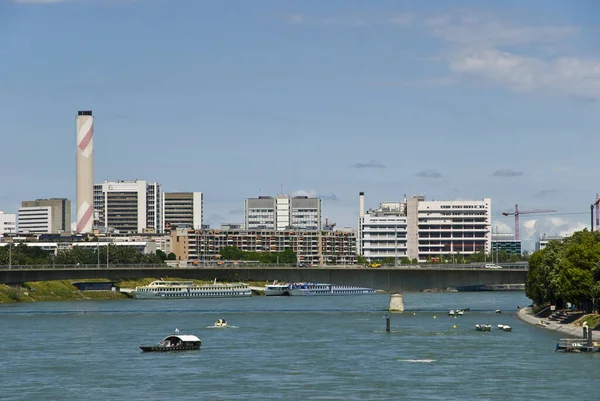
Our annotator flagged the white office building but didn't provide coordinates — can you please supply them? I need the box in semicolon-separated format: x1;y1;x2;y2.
359;193;492;263
162;192;203;230
535;234;566;251
17;207;52;234
245;195;321;231
94;180;162;234
0;211;17;235
358;194;408;261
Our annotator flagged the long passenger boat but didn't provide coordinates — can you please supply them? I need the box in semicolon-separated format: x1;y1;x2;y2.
265;282;376;296
133;280;252;299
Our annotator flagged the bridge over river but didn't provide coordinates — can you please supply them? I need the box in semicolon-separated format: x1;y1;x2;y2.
0;264;528;292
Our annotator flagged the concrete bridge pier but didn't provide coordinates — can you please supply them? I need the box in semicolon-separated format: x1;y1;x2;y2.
389;293;405;312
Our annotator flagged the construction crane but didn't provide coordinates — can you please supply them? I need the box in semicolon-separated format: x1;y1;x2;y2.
502;204;557;241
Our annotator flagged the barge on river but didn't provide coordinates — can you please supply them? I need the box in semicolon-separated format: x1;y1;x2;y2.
133;280;252;299
265;282;376;296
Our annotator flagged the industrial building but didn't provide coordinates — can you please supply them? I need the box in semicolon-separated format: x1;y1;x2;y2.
18;198;71;234
162;192;203;230
170;227;356;266
358;192;492;263
245;195;322;231
94;180;162;234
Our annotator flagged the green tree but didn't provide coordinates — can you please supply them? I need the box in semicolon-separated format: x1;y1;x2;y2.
220;246;244;260
167;252;177;260
156;249;167;261
357;255;368;265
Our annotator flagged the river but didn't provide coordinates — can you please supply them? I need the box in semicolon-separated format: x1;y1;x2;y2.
1;292;598;400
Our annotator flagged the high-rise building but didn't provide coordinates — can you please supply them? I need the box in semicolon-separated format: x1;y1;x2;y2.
18;198;71;234
94;180;162;233
76;110;94;233
245;195;321;231
162;192;203;230
0;211;17;235
358;193;491;263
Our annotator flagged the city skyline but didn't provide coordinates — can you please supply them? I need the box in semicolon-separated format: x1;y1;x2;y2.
1;0;598;251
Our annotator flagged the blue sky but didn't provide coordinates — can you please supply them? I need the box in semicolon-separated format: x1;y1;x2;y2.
1;0;599;250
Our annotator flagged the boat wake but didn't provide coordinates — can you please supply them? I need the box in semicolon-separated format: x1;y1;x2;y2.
397;359;436;363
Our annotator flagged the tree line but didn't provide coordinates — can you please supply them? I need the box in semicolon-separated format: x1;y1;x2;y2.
527;229;600;313
219;246;297;264
0;243;174;266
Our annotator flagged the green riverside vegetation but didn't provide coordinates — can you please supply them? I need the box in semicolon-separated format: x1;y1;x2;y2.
0;278;271;303
527;229;600;314
0;242;175;266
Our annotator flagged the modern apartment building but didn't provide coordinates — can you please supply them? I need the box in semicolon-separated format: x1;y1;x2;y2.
162;192;203;230
18;198;71;234
170;227;356;265
358;193;408;261
94;180;162;234
245;195;322;231
358;193;492;263
0;211;16;235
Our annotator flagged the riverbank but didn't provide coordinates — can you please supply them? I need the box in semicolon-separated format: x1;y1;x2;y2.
0;278;273;303
517;306;600;340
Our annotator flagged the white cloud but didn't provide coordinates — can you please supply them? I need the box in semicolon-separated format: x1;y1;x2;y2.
449;49;600;98
521;217;588;246
491;220;513;234
428;11;578;48
290;189;319;198
423;10;600;99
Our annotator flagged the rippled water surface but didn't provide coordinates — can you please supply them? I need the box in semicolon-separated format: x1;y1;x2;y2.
1;292;599;400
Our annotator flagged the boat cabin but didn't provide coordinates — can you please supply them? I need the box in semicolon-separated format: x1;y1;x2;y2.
160;335;201;347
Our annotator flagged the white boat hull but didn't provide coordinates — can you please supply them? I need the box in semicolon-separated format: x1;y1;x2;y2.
133;290;251;299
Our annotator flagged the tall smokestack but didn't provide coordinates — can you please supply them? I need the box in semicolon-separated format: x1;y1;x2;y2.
76;110;94;233
359;192;365;218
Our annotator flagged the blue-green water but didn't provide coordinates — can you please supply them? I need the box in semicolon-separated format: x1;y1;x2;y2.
1;292;598;400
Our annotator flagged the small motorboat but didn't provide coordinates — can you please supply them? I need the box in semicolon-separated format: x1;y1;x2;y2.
475;324;492;332
456;310;464;316
495;309;502;314
140;334;201;352
448;310;455;316
214;318;228;328
502;325;512;332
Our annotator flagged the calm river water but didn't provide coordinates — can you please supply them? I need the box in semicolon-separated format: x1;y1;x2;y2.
1;292;598;400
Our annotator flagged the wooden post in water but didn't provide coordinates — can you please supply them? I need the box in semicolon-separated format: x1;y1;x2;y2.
588;329;594;348
385;314;391;332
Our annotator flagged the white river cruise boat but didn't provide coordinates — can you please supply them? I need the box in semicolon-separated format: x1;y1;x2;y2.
265;282;376;296
133;280;252;300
